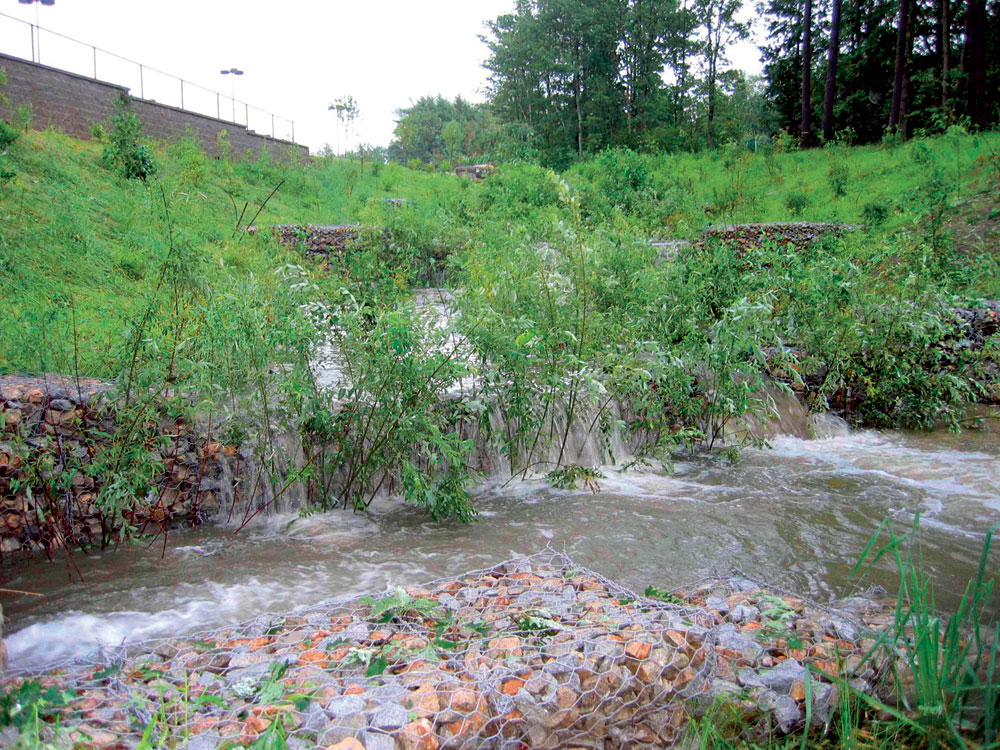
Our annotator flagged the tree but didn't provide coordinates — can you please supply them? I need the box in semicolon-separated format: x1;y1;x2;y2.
621;0;681;136
800;0;814;147
329;95;359;156
822;0;842;141
694;0;751;148
938;0;950;108
888;0;911;134
442;119;465;161
760;0;807;137
964;0;988;128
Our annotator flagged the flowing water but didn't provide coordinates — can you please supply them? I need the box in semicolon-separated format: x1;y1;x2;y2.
3;410;997;672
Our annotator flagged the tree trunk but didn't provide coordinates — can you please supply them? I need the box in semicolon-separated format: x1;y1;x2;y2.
964;0;987;128
822;0;842;141
938;0;949;108
801;0;814;147
901;0;914;138
706;9;716;149
574;72;584;155
888;0;910;133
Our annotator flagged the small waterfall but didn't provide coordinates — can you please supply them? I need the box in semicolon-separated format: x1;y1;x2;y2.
479;399;632;479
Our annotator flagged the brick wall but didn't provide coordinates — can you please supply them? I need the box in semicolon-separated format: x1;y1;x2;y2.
0;53;308;161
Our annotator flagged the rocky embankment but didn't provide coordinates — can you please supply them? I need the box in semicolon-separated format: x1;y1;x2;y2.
0;376;246;554
0;551;897;749
702;222;859;252
760;301;1000;404
249;224;365;257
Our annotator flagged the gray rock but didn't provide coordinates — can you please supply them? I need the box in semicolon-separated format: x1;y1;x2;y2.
809;683;838;726
342;621;372;642
755;689;802;731
716;624;764;660
709;679;743;697
369;703;409;731
369;684;408;704
326;694;366;717
758;659;806;693
730;604;760;623
706;596;730;614
49;398;74;411
494;693;515;715
822;617;859;642
319;714;368;745
301;702;327;734
737;668;766;689
183;734;223;750
362;731;397;750
543;651;583;675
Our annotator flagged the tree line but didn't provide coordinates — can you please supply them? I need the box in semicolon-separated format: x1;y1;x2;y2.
390;0;997;165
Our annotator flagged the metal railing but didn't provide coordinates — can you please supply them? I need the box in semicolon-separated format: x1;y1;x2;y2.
0;10;295;142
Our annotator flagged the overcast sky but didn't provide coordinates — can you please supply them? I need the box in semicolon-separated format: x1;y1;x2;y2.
1;1;762;152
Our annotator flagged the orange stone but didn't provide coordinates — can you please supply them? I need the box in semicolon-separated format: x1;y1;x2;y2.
664;630;689;648
326;739;365;750
791;681;807;702
625;641;652;660
502;678;525;695
397;718;439;750
298;649;327;664
244;715;271;734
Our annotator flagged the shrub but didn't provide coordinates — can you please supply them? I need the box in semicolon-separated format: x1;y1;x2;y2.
862;201;890;227
785;191;810;216
102;96;156;181
0;120;16;154
826;150;851;198
590;147;652;212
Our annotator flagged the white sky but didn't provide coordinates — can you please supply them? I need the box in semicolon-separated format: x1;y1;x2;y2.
0;1;762;152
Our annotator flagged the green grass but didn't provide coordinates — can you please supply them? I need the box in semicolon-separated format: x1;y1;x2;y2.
0;129;477;375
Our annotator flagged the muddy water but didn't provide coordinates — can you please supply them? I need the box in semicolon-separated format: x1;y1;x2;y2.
3;415;997;672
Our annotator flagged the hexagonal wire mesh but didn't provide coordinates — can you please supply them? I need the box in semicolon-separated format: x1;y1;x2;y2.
4;548;892;748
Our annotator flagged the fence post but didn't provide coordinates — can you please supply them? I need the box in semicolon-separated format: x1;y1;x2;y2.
292;121;295;142
30;23;35;63
180;79;184;109
139;64;144;99
245;103;249;127
217;93;220;119
272;114;275;138
92;46;97;79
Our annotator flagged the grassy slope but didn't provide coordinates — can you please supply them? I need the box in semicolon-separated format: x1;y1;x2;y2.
1;127;997;376
0;130;473;375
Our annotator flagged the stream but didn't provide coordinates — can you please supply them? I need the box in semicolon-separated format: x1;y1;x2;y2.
3;413;997;672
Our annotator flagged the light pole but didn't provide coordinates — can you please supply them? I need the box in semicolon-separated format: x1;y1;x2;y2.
220;68;243;124
18;0;55;64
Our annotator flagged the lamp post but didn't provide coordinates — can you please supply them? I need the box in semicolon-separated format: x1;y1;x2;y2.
220;68;243;124
18;0;55;64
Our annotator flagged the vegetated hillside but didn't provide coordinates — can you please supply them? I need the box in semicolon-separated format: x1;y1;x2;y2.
0;130;477;376
1;127;998;379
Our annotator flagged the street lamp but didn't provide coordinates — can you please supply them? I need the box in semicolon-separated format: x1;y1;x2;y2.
220;68;243;124
19;0;55;64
